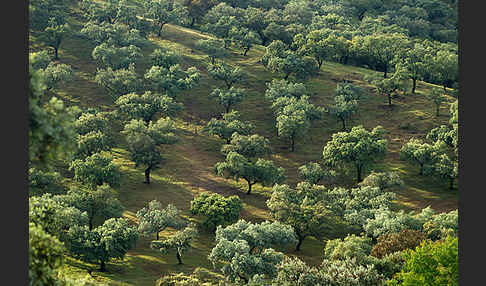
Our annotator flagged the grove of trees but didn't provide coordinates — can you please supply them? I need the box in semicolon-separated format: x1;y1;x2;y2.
28;0;459;284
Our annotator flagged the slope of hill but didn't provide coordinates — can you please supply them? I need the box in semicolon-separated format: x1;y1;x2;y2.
29;7;458;285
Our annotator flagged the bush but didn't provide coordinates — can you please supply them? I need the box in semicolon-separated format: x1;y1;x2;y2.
190;192;242;231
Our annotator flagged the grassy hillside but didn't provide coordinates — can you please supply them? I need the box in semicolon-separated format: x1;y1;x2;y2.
29;7;458;285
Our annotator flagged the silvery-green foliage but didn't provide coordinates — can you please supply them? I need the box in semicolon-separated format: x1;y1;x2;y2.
59;184;124;230
115;92;183;123
136;201;185;239
201;3;242;46
319;258;384;286
204;111;255;144
69;152;122;189
122;117;178;183
322;125;388;182
79;21;146;47
214;151;286;194
151;223;197;264
41;62;73;91
423;209;458;240
229;26;260;55
144;0;187;36
271;256;323;286
363;209;423;238
264;78;307;102
75;130;113;159
359;171;404;191
207;61;247;90
74;112;109;135
323;234;374;265
210;87;246;113
335;82;364;101
195;39;229;64
272;95;324;121
363;205;457;240
399;138;445;175
144;64;201;97
209;219;297;283
341;186;397;227
150;47;182;69
29;194;89;241
327;94;358;131
221;133;272;159
95;64;140;99
67;217;138;271
92;43;142;70
267;182;336;250
298;162;335;185
155;267;226;286
271;256;384;286
123;117;178;146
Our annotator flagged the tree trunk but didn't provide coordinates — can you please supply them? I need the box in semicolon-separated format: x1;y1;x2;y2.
342;55;349;65
318;59;323;70
284;72;290;80
89;216;94;231
156;231;159;240
247;181;253;195
225;103;231;113
176;251;183;265
419;163;424;175
54;46;59;60
412;78;417;94
190;17;195;27
436;104;440;117
211;56;215;64
243;47;249;56
449;178;454;190
357;164;362;182
296;235;304;251
341;117;346;131
388;93;392;106
291;135;295;152
443;85;447;92
383;65;387;79
144;166;152;184
100;261;106;272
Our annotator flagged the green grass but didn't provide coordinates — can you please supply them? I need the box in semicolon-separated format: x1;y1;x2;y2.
31;9;458;285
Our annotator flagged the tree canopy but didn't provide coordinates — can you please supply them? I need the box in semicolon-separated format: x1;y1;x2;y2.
136;201;185;240
67;217;139;272
208;219;298;284
322;125;388;182
190;192;242;231
267;182;338;251
122;118;178;184
214;151;285;194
